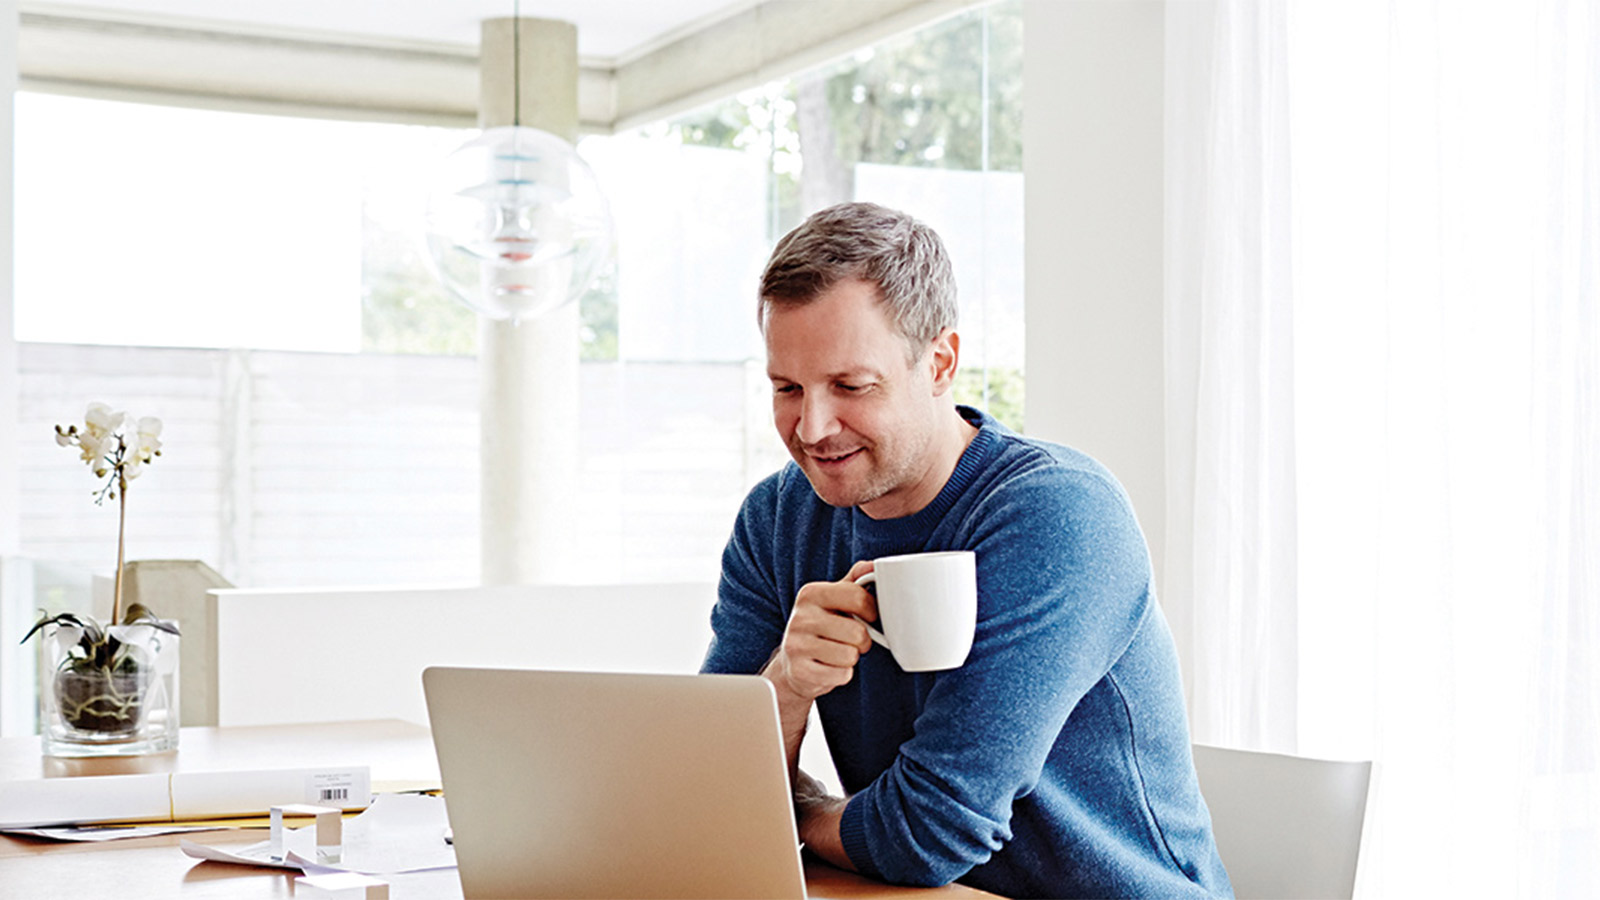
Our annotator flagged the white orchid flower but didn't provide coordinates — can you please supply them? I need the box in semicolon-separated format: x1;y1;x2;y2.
136;417;163;462
83;402;123;440
77;433;106;466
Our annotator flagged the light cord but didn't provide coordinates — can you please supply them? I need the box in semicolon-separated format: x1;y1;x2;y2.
512;0;521;127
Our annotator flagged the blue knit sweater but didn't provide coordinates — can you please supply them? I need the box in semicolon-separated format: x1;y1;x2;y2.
702;408;1233;899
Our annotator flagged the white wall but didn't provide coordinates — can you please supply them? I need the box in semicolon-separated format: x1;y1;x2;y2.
210;582;719;727
2;0;19;556
2;0;22;737
1023;1;1166;589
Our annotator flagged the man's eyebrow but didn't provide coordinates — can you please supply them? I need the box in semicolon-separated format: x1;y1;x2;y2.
767;367;886;382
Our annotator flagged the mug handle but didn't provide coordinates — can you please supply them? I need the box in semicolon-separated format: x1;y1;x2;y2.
852;572;890;648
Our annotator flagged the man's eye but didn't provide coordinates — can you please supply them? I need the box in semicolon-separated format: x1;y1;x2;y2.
773;384;799;395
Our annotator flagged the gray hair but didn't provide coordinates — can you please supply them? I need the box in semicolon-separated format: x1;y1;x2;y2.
758;202;957;355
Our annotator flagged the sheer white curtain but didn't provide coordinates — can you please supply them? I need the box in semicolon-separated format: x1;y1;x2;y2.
1164;0;1299;754
1165;1;1599;896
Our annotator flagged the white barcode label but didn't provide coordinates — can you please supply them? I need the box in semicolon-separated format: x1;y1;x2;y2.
305;770;367;808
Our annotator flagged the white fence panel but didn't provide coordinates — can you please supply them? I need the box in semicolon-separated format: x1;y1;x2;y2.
17;344;778;590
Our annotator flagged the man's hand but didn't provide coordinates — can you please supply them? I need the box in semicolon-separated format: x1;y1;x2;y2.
761;561;878;775
763;560;878;703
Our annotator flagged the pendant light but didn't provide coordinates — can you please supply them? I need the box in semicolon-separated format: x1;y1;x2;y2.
424;2;613;324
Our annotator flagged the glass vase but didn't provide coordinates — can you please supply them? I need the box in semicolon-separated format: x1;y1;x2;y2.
40;622;180;757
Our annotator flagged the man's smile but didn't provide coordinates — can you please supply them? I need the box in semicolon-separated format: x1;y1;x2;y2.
806;447;865;469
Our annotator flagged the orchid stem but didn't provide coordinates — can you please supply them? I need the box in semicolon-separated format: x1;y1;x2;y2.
113;470;127;627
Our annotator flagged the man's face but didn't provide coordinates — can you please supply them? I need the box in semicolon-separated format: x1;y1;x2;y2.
764;278;948;519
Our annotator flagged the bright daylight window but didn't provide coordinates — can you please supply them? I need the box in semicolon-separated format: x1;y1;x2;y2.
12;0;1023;590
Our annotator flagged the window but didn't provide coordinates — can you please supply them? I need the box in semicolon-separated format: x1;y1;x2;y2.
13;0;1023;589
635;0;1025;426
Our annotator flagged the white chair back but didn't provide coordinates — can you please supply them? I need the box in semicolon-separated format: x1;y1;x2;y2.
1192;744;1373;900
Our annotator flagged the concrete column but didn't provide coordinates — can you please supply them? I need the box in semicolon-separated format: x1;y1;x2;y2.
2;0;20;557
477;17;582;585
1023;0;1178;687
1022;0;1165;586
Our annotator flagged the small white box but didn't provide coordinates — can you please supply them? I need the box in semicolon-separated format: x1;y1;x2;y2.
294;871;390;899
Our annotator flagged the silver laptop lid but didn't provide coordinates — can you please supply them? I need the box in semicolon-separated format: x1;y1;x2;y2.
423;666;807;900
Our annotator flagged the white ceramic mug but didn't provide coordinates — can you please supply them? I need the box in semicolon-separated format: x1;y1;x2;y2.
853;550;977;672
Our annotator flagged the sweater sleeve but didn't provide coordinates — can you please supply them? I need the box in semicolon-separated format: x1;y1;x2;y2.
700;473;789;676
839;463;1155;886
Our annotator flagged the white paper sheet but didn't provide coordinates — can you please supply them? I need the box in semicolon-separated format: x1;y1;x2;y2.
181;793;457;876
5;823;227;842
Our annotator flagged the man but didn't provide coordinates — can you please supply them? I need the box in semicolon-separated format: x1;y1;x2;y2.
701;202;1232;899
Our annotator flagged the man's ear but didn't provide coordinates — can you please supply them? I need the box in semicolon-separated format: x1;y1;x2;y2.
928;329;960;396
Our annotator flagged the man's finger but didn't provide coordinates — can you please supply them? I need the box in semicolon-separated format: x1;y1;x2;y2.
844;559;876;582
790;602;872;650
794;579;875;619
788;629;865;668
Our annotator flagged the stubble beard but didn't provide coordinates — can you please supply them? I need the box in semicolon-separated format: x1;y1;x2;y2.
790;425;932;513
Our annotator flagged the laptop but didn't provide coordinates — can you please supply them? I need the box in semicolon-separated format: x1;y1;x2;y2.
422;666;808;899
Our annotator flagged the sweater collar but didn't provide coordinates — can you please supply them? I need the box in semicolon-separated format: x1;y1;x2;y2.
851;405;1003;542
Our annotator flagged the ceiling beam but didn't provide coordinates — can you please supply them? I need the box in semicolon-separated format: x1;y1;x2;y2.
611;0;974;131
20;11;522;128
17;0;980;132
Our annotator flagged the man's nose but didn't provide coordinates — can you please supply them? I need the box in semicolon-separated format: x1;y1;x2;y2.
795;392;840;446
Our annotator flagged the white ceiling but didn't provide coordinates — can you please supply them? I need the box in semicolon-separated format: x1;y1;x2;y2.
25;0;754;61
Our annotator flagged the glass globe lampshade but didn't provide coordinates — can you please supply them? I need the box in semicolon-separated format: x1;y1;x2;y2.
425;126;614;323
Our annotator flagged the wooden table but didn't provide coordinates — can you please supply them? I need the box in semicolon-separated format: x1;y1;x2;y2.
0;720;997;899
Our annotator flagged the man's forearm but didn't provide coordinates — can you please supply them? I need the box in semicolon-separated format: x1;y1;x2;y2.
761;660;813;775
757;603;866;875
761;669;858;874
794;771;856;872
